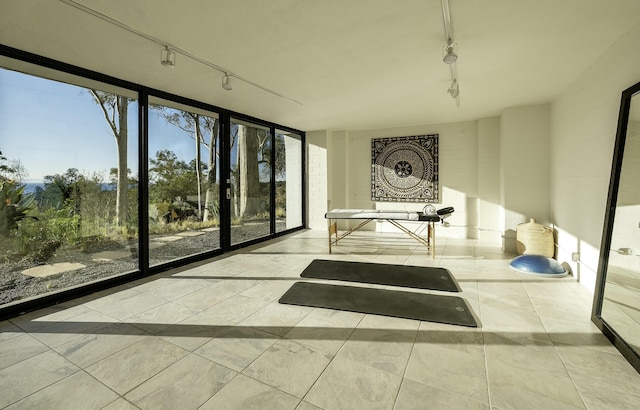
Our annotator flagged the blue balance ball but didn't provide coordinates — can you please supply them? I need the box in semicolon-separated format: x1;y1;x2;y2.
509;254;567;277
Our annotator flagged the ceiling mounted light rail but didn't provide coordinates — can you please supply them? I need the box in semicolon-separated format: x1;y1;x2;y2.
441;0;460;105
57;0;302;105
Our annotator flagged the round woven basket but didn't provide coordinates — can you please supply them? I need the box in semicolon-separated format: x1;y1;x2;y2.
516;218;554;257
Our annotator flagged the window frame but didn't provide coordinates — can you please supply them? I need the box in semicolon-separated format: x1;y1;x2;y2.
0;44;306;320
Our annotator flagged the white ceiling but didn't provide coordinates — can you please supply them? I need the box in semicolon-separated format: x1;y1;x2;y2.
2;0;640;131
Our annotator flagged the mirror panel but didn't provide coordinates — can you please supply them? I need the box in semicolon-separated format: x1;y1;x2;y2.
601;94;640;353
595;82;640;373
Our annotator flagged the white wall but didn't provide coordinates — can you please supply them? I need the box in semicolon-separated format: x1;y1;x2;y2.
306;130;329;230
307;115;546;244
284;134;303;229
313;121;483;239
306;22;640;294
550;22;640;291
327;130;348;214
478;117;502;242
500;105;551;253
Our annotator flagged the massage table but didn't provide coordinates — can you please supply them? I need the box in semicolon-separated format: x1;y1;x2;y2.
325;207;454;258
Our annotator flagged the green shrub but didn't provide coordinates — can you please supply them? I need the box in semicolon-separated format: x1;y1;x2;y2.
47;205;82;245
0;180;36;236
206;200;220;217
12;206;80;261
13;217;60;262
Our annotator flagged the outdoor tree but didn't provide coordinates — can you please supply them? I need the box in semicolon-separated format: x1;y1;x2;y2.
232;126;289;219
108;167;138;188
108;167;138;226
41;168;85;214
0;150;35;236
0;150;9;175
261;133;286;181
89;90;130;227
153;107;219;221
150;111;287;221
0;150;28;183
235;125;262;217
37;169;111;237
149;149;199;205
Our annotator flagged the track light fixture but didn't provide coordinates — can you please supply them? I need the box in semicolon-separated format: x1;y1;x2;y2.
447;79;459;98
60;0;303;104
160;46;175;68
222;73;232;91
443;40;458;64
441;0;460;104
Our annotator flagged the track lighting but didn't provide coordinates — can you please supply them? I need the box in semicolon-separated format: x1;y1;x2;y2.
222;73;232;91
447;80;459;98
443;40;458;64
441;0;460;104
160;46;175;68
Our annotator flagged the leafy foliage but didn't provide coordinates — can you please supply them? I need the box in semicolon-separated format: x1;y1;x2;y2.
149;150;200;204
262;133;287;180
38;168;84;212
151;106;220;222
12;206;80;261
0;162;139;262
0;179;37;236
1;149;37;237
0;150;28;183
0;150;14;175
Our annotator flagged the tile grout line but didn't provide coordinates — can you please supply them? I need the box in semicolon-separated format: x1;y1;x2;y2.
297;310;364;408
523;278;590;410
392;292;424;408
475;244;494;410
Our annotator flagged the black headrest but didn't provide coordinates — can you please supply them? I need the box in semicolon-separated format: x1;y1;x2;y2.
437;207;454;215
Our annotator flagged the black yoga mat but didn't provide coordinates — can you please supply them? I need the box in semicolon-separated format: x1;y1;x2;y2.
300;259;461;292
279;282;477;327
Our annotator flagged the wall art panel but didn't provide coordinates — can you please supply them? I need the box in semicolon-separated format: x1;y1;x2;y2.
371;134;439;202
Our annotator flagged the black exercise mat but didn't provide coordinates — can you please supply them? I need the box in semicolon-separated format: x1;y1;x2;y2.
300;259;461;292
279;282;477;327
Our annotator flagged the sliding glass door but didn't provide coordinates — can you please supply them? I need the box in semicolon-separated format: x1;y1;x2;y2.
0;47;304;316
148;97;221;266
144;111;303;259
229;119;272;246
0;66;138;304
275;130;303;232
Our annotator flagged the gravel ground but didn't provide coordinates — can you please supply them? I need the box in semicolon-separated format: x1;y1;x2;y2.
0;223;281;305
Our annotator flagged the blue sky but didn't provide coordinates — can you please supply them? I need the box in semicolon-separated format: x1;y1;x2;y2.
0;68;198;183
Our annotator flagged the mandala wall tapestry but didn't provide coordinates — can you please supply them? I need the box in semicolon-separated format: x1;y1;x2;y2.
371;134;439;202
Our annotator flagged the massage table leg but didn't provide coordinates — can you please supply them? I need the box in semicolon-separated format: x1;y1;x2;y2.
387;220;436;259
328;221;337;253
328;218;435;258
328;218;374;253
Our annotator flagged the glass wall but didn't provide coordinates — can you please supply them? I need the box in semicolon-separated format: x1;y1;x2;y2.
0;65;139;305
148;97;221;266
230;119;272;245
275;130;303;232
0;49;304;316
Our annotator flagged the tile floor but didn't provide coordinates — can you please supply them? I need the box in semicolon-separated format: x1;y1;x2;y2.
1;229;640;409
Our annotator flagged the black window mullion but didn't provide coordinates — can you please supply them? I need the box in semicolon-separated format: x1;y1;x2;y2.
270;127;277;234
0;44;307;320
219;112;231;250
301;132;307;228
138;91;149;274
